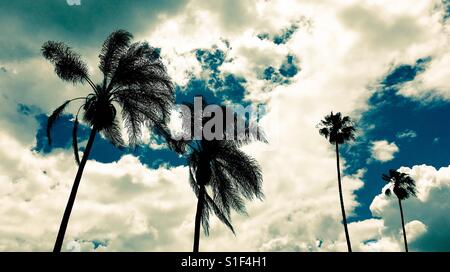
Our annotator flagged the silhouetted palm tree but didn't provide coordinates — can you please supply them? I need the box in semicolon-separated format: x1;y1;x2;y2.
382;169;417;252
189;140;263;252
42;30;174;252
318;111;355;252
177;97;266;252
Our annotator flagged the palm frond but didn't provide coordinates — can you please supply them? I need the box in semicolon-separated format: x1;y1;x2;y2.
102;118;125;148
215;146;264;200
99;30;133;79
115;84;174;121
318;127;330;140
153;122;186;153
200;196;211;236
119;99;144;147
47;100;71;145
41;41;89;84
72;117;80;165
189;164;199;196
115;82;175;148
382;174;391;182
205;192;235;234
112;42;171;88
385;188;391;196
211;158;248;216
382;169;417;200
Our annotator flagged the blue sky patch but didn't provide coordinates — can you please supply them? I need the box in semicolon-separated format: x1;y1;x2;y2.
176;47;250;107
262;54;299;85
29;107;185;169
443;0;450;21
341;57;450;221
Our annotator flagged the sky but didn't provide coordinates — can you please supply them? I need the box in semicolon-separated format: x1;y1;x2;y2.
0;0;449;252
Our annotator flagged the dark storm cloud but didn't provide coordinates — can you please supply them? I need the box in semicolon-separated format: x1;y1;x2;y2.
0;0;188;60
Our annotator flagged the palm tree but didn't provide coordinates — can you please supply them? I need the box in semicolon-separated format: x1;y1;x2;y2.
42;30;175;252
189;140;263;252
177;96;266;252
318;111;355;252
382;169;417;252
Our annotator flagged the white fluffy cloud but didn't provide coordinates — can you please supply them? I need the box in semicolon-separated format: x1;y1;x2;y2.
0;130;196;251
370;140;399;162
0;0;449;251
355;164;450;251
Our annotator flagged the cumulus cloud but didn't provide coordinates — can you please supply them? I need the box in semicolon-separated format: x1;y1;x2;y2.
399;51;450;101
0;130;196;251
370;140;399;162
361;164;450;251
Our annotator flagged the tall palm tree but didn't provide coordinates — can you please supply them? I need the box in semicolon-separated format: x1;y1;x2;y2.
382;169;417;252
189;140;263;252
318;111;355;252
177;96;266;252
42;30;175;252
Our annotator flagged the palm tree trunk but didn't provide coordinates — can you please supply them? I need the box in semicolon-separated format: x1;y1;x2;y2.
335;142;352;252
193;185;205;252
398;198;409;252
53;126;97;252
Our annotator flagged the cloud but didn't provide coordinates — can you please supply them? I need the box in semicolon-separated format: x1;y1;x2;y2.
339;4;429;51
396;129;417;139
0;0;189;61
66;0;81;6
365;164;450;251
0;129;195;251
257;19;311;45
370;140;399;162
399;51;450;101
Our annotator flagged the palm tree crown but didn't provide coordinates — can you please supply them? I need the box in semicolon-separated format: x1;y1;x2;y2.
318;111;355;145
188;140;263;235
382;169;417;252
383;169;417;200
43;29;174;161
178;97;266;242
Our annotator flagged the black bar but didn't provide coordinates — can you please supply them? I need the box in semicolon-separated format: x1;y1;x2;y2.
0;252;447;271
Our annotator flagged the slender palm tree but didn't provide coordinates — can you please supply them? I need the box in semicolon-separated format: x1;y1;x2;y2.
177;96;266;252
382;169;417;252
42;30;175;252
318;111;355;252
189;140;263;252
